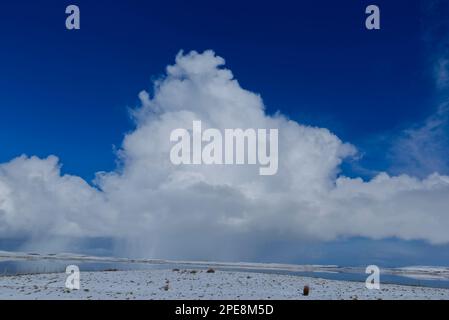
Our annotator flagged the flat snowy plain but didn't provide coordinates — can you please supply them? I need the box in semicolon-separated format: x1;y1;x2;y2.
1;251;449;300
1;268;449;300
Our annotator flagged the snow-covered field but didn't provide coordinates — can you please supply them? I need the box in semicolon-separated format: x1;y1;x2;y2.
2;250;449;281
1;251;449;300
1;268;449;300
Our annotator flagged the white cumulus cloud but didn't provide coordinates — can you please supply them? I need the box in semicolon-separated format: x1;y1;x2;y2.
1;50;449;260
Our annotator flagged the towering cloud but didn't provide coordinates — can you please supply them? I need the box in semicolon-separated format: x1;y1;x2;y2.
1;50;449;260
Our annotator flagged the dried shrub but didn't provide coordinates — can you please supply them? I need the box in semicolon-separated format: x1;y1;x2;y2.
303;285;310;296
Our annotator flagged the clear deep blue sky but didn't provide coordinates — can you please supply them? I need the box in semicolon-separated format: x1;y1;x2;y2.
0;0;438;181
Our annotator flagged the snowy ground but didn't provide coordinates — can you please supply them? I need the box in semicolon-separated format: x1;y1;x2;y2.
1;268;449;300
2;250;449;281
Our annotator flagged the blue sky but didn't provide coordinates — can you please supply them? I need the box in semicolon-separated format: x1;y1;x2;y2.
1;0;449;266
0;0;440;180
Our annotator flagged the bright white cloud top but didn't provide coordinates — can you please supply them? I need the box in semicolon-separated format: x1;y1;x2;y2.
1;50;449;259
